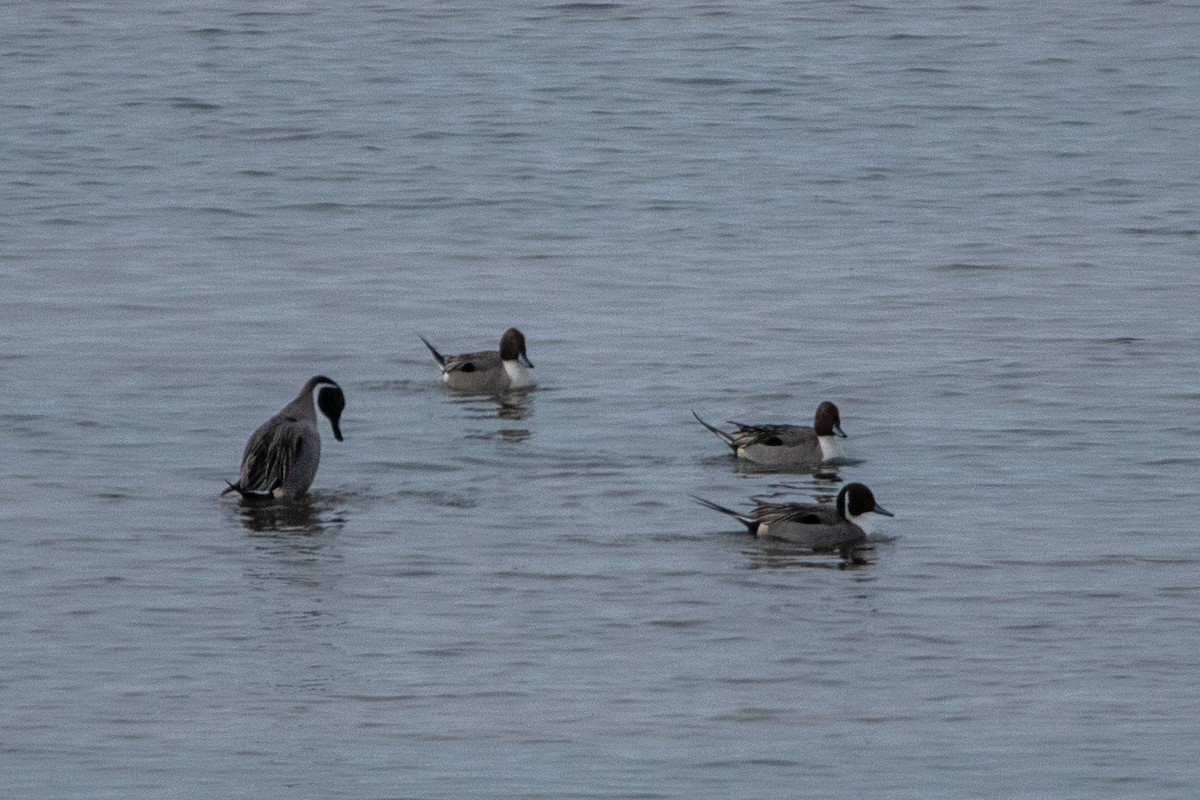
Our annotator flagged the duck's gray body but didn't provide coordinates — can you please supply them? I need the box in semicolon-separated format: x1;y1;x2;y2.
420;327;535;395
223;375;345;499
693;482;892;551
693;401;846;467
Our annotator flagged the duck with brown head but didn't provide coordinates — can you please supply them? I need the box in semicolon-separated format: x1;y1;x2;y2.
419;327;535;395
692;400;847;467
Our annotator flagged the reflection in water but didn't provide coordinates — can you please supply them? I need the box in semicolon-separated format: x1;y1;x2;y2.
465;427;532;443
231;494;347;619
811;466;844;487
744;471;843;506
230;494;346;537
229;495;348;699
449;390;535;440
221;491;350;623
745;540;877;572
731;459;849;480
451;389;535;421
496;390;534;420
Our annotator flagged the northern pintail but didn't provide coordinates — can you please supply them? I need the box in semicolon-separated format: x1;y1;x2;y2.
419;327;535;394
692;401;846;467
222;375;345;499
692;482;893;551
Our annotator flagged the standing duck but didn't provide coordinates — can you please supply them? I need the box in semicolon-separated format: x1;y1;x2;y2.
222;375;345;499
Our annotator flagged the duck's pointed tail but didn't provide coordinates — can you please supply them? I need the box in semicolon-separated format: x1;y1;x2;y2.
690;495;757;534
691;411;736;450
222;480;275;500
419;336;446;367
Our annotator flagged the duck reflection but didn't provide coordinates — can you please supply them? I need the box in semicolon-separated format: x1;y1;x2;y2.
232;493;345;537
451;389;534;421
496;396;532;421
745;470;843;506
452;391;534;440
744;540;877;572
731;459;846;481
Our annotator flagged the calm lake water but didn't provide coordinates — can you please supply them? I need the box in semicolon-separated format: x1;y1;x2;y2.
3;1;1200;797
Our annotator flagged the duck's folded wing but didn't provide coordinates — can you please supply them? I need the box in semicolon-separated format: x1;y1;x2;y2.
733;424;816;449
443;351;501;375
753;502;835;527
238;417;305;494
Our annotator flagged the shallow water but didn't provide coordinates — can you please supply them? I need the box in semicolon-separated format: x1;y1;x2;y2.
3;2;1200;797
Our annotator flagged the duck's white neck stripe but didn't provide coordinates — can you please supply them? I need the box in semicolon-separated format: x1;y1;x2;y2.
310;382;335;401
503;360;535;388
846;510;874;534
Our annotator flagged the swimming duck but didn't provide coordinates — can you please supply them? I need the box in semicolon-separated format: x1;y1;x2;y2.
692;482;892;551
419;327;535;394
692;401;846;467
222;375;345;499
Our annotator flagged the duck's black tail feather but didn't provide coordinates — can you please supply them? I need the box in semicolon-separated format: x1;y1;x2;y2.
691;411;736;450
419;336;446;367
690;495;757;533
222;480;275;500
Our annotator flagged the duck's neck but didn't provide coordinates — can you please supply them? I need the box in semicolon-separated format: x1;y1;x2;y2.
503;360;535;389
845;510;877;534
817;435;841;462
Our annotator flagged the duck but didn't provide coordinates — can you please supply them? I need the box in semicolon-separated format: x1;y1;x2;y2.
419;327;535;394
222;375;345;499
692;401;846;467
692;482;892;551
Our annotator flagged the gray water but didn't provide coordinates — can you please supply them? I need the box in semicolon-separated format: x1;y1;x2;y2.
4;2;1200;797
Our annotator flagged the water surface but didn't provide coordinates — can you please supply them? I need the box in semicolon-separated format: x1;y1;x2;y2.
3;2;1200;797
